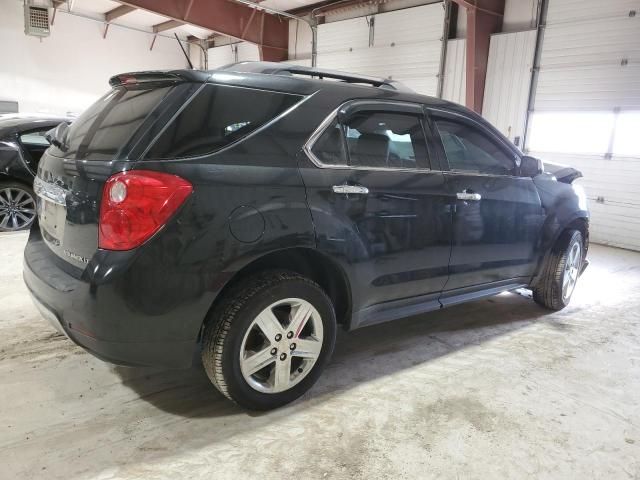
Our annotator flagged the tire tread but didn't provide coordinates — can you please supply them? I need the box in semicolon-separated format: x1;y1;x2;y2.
201;270;329;406
533;230;582;310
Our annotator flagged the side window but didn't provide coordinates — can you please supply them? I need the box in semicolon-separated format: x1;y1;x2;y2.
145;84;302;159
19;130;50;146
344;112;427;169
434;117;516;176
310;110;428;169
310;119;347;166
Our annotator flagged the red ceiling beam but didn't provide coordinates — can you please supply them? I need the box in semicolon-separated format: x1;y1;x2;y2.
105;5;137;22
153;19;185;33
117;0;288;61
452;0;505;113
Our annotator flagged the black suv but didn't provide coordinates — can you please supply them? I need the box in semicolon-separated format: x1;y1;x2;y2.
0;115;71;231
24;62;589;410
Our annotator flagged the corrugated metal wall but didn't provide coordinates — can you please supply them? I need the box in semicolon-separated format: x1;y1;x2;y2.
482;30;536;146
208;42;259;68
441;38;466;105
207;44;235;67
534;0;640;111
317;3;445;95
528;0;640;251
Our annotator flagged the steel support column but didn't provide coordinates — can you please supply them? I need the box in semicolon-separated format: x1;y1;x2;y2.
452;0;504;113
117;0;288;61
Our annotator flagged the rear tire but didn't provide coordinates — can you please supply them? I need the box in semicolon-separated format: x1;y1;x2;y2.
201;270;336;410
533;229;583;310
0;182;37;232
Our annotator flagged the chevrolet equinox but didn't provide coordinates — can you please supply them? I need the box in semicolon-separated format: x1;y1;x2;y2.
24;62;589;410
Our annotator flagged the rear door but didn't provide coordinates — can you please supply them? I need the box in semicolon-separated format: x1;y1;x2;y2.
427;109;544;294
300;100;452;325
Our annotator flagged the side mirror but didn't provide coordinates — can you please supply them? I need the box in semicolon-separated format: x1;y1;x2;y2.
520;155;544;177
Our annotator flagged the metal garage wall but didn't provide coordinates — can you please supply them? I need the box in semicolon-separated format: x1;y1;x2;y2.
208;42;260;68
317;3;445;95
534;0;640;111
441;38;466;105
208;44;235;67
482;30;536;147
527;0;640;251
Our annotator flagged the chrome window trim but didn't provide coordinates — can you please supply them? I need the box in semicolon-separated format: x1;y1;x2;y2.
302;103;437;174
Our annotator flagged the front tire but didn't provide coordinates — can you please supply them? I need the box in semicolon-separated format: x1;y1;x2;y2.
533;229;584;310
201;271;336;410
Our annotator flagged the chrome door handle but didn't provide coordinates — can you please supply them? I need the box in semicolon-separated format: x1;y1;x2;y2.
333;185;369;195
456;191;482;201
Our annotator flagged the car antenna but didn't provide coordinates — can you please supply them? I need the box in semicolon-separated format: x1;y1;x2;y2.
175;33;194;70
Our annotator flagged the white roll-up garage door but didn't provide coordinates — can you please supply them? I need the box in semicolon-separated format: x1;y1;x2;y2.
317;3;445;95
527;0;640;251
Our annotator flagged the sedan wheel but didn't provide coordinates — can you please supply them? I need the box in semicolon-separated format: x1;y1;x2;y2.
0;185;37;231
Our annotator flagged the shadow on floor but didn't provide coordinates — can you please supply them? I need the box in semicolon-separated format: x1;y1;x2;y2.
114;291;548;418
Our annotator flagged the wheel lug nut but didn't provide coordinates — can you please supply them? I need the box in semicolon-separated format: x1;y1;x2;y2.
289;343;296;350
275;333;282;341
280;353;287;361
271;347;277;355
287;331;294;339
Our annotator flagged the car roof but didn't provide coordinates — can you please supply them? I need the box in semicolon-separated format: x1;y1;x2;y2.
0;115;72;136
212;62;456;107
113;62;463;111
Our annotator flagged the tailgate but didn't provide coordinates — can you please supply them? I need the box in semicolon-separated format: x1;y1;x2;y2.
34;152;115;270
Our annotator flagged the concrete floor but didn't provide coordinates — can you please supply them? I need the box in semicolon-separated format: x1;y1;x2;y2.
1;231;639;480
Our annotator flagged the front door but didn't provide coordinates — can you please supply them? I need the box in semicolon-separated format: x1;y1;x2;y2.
428;110;544;293
299;101;452;326
18;128;52;173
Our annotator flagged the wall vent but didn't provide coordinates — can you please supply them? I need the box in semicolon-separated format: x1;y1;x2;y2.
24;0;52;37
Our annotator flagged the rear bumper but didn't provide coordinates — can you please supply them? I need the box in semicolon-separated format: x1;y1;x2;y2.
23;229;199;368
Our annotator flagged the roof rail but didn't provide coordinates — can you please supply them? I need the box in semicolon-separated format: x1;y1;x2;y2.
219;61;414;92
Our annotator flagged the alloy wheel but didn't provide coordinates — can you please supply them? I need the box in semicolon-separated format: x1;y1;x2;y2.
562;241;581;302
239;298;324;394
0;187;36;231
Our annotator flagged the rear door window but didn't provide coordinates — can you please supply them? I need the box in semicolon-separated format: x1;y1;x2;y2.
144;84;303;159
54;85;175;160
344;111;427;169
19;128;52;168
309;119;347;166
310;110;429;169
19;130;50;146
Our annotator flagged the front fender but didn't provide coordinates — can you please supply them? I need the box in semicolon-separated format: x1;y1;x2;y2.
530;175;589;286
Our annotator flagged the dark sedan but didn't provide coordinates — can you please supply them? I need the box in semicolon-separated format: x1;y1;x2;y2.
0;115;72;231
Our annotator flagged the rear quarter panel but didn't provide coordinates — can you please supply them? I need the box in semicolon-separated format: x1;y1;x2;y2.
117;121;317;342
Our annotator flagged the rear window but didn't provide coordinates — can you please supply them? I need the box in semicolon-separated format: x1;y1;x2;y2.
144;84;302;160
53;85;174;160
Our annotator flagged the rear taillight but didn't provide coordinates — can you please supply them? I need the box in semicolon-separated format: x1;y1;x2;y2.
99;170;193;251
